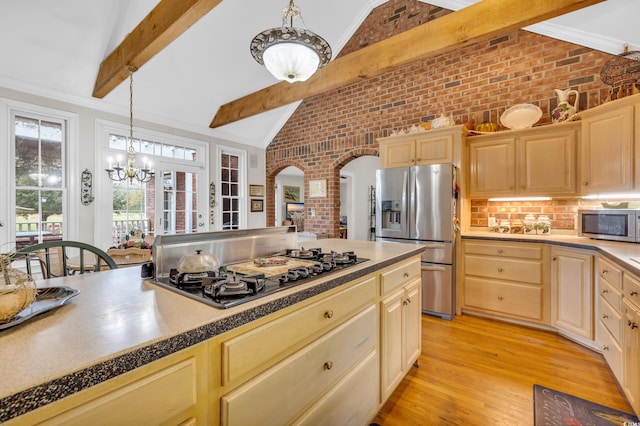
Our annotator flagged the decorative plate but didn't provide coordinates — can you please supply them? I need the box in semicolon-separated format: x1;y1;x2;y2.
500;104;542;130
0;286;79;331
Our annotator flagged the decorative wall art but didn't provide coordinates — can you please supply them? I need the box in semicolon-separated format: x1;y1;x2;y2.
250;199;264;212
80;169;94;206
309;179;327;198
283;185;300;202
249;184;264;197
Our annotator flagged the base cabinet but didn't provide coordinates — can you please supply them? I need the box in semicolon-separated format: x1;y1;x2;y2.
380;274;421;401
551;247;594;341
596;257;624;383
462;241;544;322
623;298;640;416
7;344;208;426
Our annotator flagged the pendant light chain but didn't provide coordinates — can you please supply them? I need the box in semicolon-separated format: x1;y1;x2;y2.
127;65;137;155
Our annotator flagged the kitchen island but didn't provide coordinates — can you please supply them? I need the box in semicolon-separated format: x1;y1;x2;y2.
0;238;424;425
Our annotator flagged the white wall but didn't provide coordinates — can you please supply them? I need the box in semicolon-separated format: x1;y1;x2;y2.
341;156;378;241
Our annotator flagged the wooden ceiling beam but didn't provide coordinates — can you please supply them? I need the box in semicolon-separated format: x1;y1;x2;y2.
210;0;604;128
92;0;222;99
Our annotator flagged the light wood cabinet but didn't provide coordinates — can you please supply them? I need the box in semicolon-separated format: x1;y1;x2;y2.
550;247;593;341
468;123;578;198
623;297;640;416
462;241;545;322
9;343;209;426
221;305;377;426
379;258;422;401
380;278;421;401
580;99;635;195
377;125;467;169
596;256;624;383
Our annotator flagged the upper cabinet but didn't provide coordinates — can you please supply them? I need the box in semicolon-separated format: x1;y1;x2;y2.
468;122;579;198
378;125;467;169
580;94;639;195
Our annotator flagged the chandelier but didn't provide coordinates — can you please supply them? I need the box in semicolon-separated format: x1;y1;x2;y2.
105;65;154;184
250;0;332;83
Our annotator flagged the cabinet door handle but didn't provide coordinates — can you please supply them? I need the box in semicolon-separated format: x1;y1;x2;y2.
631;322;639;330
601;289;608;294
602;269;608;275
583;181;589;186
630;291;638;296
324;310;334;319
324;361;333;370
403;299;409;306
497;267;503;272
602;345;609;351
497;296;503;301
602;314;609;319
552;256;557;261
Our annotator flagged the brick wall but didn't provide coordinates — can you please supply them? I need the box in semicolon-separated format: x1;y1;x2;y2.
265;0;618;236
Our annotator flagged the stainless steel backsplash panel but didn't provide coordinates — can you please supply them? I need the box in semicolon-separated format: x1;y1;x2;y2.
152;226;298;279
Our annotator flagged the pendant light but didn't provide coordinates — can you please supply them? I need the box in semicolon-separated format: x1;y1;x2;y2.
250;0;331;83
105;65;155;184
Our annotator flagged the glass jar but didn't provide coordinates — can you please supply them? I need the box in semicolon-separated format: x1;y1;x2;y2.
499;220;511;234
536;215;551;235
524;214;536;235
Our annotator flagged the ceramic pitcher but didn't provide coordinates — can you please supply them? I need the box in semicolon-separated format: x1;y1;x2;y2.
551;88;579;123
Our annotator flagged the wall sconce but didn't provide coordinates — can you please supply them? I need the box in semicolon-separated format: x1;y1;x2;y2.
81;168;94;205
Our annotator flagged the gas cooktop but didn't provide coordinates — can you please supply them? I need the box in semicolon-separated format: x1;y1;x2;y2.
151;248;368;309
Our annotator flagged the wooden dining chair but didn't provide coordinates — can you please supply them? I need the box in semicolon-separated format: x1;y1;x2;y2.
11;241;117;279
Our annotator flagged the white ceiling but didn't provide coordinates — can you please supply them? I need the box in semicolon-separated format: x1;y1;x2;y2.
0;0;637;149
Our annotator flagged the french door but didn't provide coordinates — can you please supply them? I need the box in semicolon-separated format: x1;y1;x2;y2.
154;162;207;236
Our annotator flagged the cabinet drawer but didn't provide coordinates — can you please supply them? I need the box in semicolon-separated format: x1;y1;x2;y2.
42;356;199;426
623;273;640;308
599;278;623;313
599;295;623;343
597;257;623;290
465;255;542;284
464;277;542;320
221;305;377;426
464;242;542;260
222;276;376;385
597;320;623;384
381;259;421;295
292;350;378;426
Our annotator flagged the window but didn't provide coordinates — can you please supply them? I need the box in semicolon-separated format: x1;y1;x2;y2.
13;114;65;248
220;152;240;230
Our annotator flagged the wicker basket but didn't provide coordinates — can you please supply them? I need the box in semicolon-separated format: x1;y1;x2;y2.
0;254;37;323
600;50;640;101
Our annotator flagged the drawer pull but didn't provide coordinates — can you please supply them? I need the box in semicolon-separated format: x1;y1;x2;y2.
497;296;503;301
601;289;608;294
324;361;333;370
602;314;609;319
602;269;608;275
497;249;503;254
403;272;410;278
630;291;638;296
497;267;503;272
324;310;334;319
602;345;609;351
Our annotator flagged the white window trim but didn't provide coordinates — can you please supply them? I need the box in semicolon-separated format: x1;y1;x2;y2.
0;97;79;246
216;145;248;230
94;119;209;248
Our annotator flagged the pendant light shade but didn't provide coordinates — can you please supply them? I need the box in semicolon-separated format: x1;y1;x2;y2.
250;1;331;83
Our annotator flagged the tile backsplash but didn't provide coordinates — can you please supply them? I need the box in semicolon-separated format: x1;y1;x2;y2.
470;199;640;231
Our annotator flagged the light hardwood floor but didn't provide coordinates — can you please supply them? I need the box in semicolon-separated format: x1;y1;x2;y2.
373;313;634;425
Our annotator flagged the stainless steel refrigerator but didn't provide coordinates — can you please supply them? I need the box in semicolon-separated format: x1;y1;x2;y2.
375;163;455;320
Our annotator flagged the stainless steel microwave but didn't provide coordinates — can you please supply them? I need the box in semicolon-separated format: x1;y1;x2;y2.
578;209;640;242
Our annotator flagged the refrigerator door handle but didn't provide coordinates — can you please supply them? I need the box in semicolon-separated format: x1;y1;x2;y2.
422;265;447;272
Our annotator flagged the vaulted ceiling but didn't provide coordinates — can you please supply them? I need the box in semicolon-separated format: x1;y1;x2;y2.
0;0;637;149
